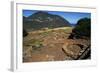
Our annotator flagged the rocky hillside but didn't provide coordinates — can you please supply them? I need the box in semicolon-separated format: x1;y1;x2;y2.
23;11;71;31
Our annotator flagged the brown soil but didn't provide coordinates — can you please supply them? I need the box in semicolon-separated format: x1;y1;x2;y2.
23;27;90;62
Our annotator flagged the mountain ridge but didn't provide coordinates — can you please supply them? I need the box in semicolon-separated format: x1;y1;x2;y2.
23;11;71;31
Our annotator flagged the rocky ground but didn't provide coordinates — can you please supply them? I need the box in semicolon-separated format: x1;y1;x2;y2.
23;27;90;62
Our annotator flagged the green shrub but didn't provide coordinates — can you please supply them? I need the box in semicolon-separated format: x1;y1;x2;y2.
74;18;91;37
69;18;91;39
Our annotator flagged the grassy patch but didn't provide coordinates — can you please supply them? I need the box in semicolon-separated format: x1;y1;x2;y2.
28;39;43;52
41;31;50;36
29;39;43;47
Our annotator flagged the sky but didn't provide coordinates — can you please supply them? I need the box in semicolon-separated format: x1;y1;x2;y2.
23;10;91;24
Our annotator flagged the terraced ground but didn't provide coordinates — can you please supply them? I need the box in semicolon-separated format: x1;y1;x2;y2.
23;27;90;62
